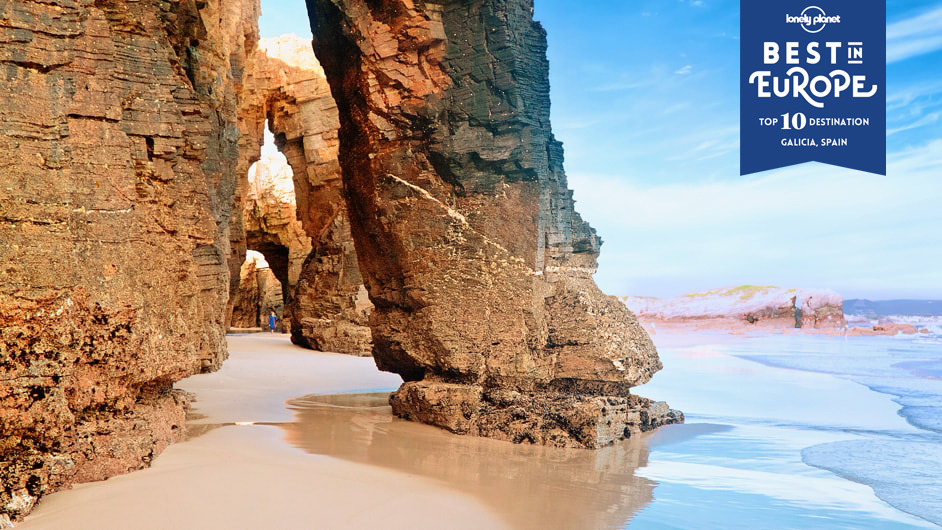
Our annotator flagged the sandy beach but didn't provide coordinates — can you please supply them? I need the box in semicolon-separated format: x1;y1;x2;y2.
19;332;940;529
17;334;506;530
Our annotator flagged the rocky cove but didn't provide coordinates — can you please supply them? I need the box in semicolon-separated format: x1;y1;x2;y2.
0;0;682;524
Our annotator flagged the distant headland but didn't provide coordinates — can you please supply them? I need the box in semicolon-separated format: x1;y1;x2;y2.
622;286;938;336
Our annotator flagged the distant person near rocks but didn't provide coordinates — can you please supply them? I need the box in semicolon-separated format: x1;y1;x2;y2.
268;311;277;333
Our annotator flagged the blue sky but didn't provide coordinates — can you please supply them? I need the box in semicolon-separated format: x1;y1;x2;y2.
258;1;942;300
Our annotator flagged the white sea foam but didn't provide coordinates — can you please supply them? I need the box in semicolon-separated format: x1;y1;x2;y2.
803;440;942;526
637;459;936;526
723;334;942;525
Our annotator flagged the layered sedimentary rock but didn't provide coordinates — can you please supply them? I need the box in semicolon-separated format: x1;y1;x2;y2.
240;150;310;328
307;0;681;447
0;0;259;524
239;35;371;354
2;0;682;522
230;251;285;330
623;286;846;333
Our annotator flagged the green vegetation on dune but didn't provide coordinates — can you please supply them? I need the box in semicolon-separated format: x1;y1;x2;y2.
683;285;779;301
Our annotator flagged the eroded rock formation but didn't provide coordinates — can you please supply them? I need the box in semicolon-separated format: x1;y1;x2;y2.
239;35;371;354
0;0;259;524
230;251;286;330
1;0;681;523
237;149;310;331
307;0;681;447
623;286;846;333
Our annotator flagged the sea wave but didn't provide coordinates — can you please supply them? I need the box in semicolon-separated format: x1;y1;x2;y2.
726;334;942;526
803;439;942;526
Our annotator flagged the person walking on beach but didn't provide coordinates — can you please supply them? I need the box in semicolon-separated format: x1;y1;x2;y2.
268;310;277;333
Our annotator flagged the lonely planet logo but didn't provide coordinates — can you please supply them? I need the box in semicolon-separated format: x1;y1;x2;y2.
786;6;841;33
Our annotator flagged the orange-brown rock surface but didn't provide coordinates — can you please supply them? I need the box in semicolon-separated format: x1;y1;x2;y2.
307;0;681;447
237;149;309;333
1;0;681;523
0;0;259;524
238;35;371;354
847;323;919;336
230;251;286;330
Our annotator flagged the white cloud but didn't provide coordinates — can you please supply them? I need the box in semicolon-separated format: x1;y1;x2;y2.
887;7;942;63
570;141;942;299
674;64;693;75
667;125;740;162
886;111;941;136
661;102;692;114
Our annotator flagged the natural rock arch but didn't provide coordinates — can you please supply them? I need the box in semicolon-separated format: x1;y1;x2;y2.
303;0;682;446
230;250;286;330
0;0;679;524
235;35;372;354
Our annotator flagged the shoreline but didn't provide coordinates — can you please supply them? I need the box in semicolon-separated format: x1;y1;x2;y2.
19;332;938;529
639;318;932;338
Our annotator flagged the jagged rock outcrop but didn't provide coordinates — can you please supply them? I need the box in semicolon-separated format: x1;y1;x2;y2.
1;0;683;522
0;0;259;524
240;150;311;324
307;0;681;447
230;251;286;330
238;35;372;354
623;286;846;332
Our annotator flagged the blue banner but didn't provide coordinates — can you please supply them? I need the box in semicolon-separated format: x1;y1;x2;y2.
740;1;886;175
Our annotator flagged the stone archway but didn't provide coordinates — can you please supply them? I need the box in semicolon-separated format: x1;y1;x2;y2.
245;240;290;309
230;250;286;330
0;0;679;524
234;35;372;355
304;0;681;447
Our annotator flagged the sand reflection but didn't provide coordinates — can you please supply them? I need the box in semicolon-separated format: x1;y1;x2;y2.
279;393;656;530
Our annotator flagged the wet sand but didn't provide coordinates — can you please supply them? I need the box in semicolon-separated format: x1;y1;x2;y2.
18;334;507;530
278;393;657;529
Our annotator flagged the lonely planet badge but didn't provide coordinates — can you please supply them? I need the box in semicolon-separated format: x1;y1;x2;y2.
740;1;886;175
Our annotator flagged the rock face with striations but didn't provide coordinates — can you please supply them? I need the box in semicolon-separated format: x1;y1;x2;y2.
1;0;682;523
238;149;311;331
0;0;259;524
307;0;682;447
239;35;372;354
230;251;286;330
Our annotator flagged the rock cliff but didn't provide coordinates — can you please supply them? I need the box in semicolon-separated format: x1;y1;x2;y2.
1;0;681;523
0;0;259;524
239;35;371;355
623;286;846;332
307;0;681;447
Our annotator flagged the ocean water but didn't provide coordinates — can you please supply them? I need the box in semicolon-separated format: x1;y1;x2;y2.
269;331;942;529
632;332;942;529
